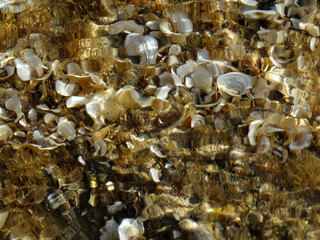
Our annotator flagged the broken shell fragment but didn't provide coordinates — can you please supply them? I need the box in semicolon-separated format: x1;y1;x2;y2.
172;12;193;36
55;80;79;97
125;34;158;65
118;218;144;240
108;20;144;34
66;96;88;108
5;97;23;122
217;72;253;97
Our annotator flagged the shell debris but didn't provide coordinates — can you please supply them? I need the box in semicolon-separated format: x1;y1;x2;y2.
0;0;319;239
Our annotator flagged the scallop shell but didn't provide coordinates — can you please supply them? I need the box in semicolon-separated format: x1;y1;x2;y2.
217;72;253;97
125;34;158;65
55;80;79;97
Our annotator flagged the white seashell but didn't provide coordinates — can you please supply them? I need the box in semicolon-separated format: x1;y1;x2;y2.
100;218;119;240
248;120;263;146
23;49;43;77
206;61;224;78
55;80;79;97
5;97;23;122
67;62;88;77
146;20;161;30
93;138;106;156
159;71;174;86
106;181;115;191
168;44;181;56
108;20;144;34
172;12;193;36
0;211;9;229
160;21;174;35
168;55;179;66
18;117;28;128
14;131;26;138
0;107;9;120
289;126;312;151
240;0;258;6
28;108;37;122
244;10;277;20
108;202;124;214
0;66;15;80
257;136;271;153
66;96;88;108
171;69;183;86
150;145;166;158
118;218;144;240
14;58;32;81
115;85;152;108
275;3;285;18
125;34;158;65
191;113;205;128
258;29;287;44
191;66;213;94
310;37;317;52
57;118;76;141
150;168;161;182
217;72;253;97
214;117;224;131
185;76;193;89
0;125;13;143
176;60;197;78
197;49;210;60
155;84;173;101
44;113;57;128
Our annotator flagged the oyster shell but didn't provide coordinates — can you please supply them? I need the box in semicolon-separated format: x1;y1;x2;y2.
125;34;158;65
217;72;253;97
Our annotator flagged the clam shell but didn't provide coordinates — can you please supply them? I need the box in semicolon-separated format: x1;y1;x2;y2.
5;97;23;122
217;72;253;97
55;80;79;97
191;65;213;94
66;96;88;108
0;125;13;143
57;118;76;141
172;12;193;36
125;34;158;65
108;20;144;34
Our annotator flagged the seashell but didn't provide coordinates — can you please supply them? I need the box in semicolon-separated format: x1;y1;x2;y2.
289;125;312;151
257;136;271;153
146;20;161;30
125;34;158;65
66;96;88;108
115;85;153;108
28;108;37;123
0;124;13;143
176;59;197;78
150;145;166;158
310;37;317;52
168;44;181;56
57;118;76;141
154;84;173;101
244;10;278;20
5;97;23;122
100;218;119;240
197;49;210;61
14;130;26;138
0;107;10;121
32;130;65;149
217;72;253;97
118;218;144;240
178;219;198;231
248;120;263;146
172;12;193;36
159;21;174;35
159;71;174;86
0;66;14;80
55;80;79;97
0;211;9;229
66;62;89;81
191;113;205;128
257;29;287;44
168;55;179;66
93;138;106;156
191;65;213;94
106;181;115;191
44;113;57;128
246;211;263;225
240;0;258;6
150;168;161;182
14;58;33;81
108;20;144;34
108;202;124;214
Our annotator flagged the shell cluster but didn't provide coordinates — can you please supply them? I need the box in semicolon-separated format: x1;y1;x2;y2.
1;0;320;239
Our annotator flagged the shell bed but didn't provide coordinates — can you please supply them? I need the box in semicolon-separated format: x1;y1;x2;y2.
0;0;320;239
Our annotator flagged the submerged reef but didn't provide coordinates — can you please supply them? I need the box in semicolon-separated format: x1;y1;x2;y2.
1;0;320;239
